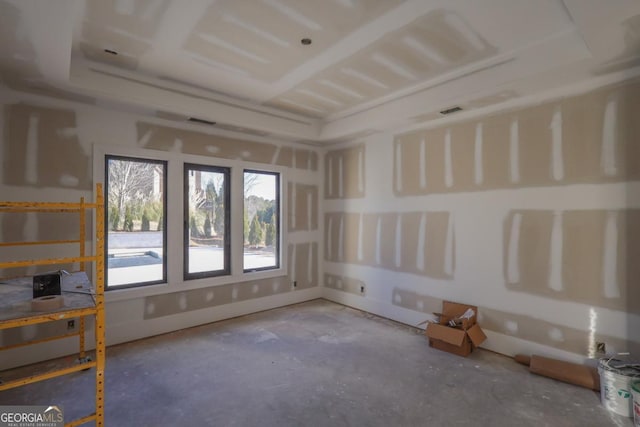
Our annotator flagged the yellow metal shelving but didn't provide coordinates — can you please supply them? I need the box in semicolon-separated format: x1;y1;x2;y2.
0;184;105;427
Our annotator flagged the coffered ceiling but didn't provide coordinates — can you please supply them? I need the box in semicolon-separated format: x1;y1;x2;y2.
1;0;640;143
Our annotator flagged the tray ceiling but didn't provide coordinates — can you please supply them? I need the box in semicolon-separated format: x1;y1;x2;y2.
1;0;640;142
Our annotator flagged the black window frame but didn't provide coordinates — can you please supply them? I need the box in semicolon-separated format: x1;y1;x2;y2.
104;154;168;290
183;163;231;280
243;169;280;273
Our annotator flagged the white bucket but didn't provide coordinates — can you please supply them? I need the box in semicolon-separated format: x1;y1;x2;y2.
632;381;640;427
598;358;640;417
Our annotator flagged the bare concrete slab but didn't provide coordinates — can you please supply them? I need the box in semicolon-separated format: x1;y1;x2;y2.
0;300;631;426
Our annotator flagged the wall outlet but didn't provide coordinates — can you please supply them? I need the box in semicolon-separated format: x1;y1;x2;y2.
596;342;606;353
67;319;75;330
360;285;365;293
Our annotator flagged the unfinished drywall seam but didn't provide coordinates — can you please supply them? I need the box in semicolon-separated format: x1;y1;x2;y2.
550;107;564;181
601;93;618;177
357;213;364;262
474;123;483;185
25;113;38;184
602;211;620;299
375;216;382;265
509;118;520;184
444;129;453;188
416;213;426;271
394;215;402;268
548;211;563;292
291;182;297;229
507;212;522;284
419;138;427;189
395;142;402;193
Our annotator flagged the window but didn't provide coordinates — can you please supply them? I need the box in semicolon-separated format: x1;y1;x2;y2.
184;163;230;279
105;155;167;289
244;170;279;272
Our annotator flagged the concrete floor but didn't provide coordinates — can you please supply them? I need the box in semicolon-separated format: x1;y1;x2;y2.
0;300;633;426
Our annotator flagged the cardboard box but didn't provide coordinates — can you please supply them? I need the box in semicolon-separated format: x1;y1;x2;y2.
425;301;487;357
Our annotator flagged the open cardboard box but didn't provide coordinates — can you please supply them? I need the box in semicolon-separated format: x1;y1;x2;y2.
425;301;487;357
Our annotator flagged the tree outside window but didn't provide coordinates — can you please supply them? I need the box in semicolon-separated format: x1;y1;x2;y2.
105;155;166;288
243;170;279;272
184;164;230;279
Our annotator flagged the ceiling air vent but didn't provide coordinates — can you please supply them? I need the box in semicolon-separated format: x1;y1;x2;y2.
188;117;216;126
439;106;463;115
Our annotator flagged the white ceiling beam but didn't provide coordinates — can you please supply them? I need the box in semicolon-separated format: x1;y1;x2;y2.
14;0;77;83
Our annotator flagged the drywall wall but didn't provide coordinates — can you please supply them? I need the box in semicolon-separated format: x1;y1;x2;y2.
324;77;640;362
0;85;322;368
324;211;454;279
3;66;640;369
324;144;365;199
393;82;640;195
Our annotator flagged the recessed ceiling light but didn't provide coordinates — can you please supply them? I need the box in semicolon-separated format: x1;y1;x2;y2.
301;38;312;46
104;49;118;55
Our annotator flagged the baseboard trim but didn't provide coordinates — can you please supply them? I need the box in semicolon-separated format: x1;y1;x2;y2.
321;287;588;364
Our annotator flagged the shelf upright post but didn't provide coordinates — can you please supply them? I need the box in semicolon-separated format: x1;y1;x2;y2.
94;183;105;427
79;196;87;361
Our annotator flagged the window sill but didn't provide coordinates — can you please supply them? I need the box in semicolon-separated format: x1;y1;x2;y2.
105;267;287;303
